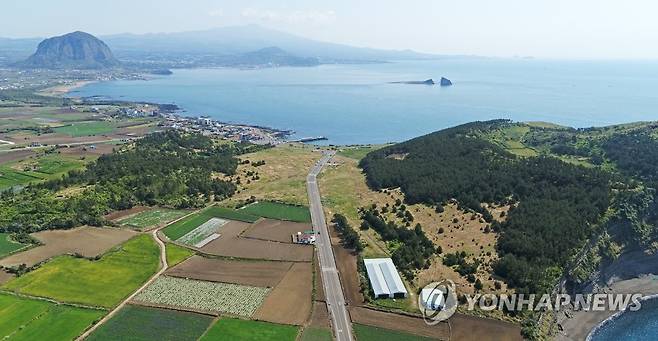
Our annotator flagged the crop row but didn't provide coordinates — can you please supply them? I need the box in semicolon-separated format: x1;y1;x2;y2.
177;217;226;246
133;276;270;317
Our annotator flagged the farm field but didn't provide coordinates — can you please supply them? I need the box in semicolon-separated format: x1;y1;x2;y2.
0;154;86;189
133;276;269;317
0;226;137;267
53;121;116;137
177;218;227;247
165;243;195;267
241;201;311;223
337;145;385;160
0;233;27;258
2;234;160;308
300;327;333;341
200;318;299;341
349;307;448;339
200;220;313;262
254;262;313;325
242;219;312;243
0;293;103;341
163;206;258;241
117;208;189;230
352;324;437;341
166;256;292;287
87;305;214;341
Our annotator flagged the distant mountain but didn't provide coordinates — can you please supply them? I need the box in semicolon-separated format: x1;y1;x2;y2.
233;47;319;67
100;25;438;62
17;31;120;69
0;25;444;68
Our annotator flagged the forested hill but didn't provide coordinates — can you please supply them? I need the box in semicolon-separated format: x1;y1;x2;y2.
359;120;613;294
0;132;263;234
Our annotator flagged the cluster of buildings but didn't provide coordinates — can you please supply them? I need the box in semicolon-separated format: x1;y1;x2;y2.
292;230;317;244
161;114;290;145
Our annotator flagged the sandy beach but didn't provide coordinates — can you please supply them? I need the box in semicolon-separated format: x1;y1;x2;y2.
556;250;658;340
37;80;95;96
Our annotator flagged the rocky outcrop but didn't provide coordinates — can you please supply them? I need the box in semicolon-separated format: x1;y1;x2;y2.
18;31;120;69
440;77;453;86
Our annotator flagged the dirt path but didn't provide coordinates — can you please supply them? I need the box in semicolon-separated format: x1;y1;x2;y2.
75;228;168;340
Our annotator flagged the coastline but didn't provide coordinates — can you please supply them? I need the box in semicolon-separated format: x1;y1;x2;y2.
556;250;658;340
39;80;97;97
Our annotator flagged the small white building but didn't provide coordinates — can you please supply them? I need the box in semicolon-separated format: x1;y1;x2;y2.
363;258;408;299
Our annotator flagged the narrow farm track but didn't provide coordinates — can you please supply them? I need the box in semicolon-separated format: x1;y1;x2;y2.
75;228;168;340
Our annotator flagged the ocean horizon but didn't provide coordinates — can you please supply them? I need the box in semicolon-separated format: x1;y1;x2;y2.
74;59;658;145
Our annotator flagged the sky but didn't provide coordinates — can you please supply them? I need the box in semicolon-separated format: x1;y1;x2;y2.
1;0;657;59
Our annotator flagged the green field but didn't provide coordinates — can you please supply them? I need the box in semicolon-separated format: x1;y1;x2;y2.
53;121;116;137
337;145;385;160
300;327;333;341
87;305;213;341
240;201;311;223
352;324;436;341
0;155;86;189
166;243;194;267
200;318;299;341
3;235;160;308
163;206;259;240
118;208;189;229
0;293;103;341
0;233;28;258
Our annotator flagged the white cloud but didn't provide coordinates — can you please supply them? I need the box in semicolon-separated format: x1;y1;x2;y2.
241;8;336;25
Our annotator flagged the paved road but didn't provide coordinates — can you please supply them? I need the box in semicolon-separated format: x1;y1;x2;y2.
75;228;168;340
307;151;353;341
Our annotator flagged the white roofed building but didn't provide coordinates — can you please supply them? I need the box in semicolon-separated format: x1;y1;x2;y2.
363;258;408;299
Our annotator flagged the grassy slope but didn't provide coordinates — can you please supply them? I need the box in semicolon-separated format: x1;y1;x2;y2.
163;206;258;240
227;144;318;206
353;324;436;341
0;293;103;341
0;233;27;258
200;318;299;341
87;305;213;341
166;243;194;267
241;201;311;223
2;234;160;308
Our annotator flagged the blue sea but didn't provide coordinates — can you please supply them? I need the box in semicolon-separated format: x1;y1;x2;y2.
74;59;658;144
589;297;658;340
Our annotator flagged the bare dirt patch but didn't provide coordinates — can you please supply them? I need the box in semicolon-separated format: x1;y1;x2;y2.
309;301;330;329
104;206;150;221
199;220;313;262
241;219;312;243
349;306;450;339
0;150;36;165
333;244;363;306
0;226;137;267
0;270;14;285
254;262;313;325
450;313;523;341
166;256;292;288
